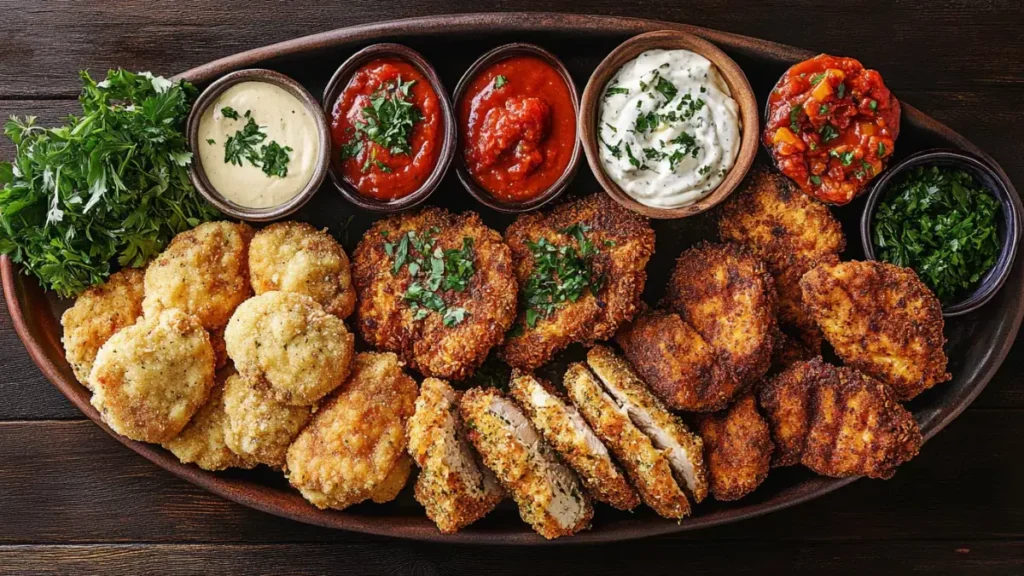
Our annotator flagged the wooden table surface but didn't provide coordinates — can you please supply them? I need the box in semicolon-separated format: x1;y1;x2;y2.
1;2;1022;574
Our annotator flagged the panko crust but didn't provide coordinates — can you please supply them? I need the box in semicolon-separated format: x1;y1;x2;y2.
663;241;777;389
222;373;312;469
501;194;655;370
285;352;418;511
616;308;742;412
800;260;950;400
352;208;517;380
61;267;145;388
90;309;215;443
694;394;773;501
757;358;825;467
249;221;356;319
225;291;354;406
142;221;254;330
163;369;257;471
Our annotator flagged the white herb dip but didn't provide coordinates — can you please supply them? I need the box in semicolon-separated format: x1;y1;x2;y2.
197;81;319;208
598;49;741;209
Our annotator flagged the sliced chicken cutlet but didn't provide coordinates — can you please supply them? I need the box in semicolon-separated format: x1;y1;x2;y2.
759;358;921;479
501;194;655;370
509;372;640;511
694;394;773;501
800;260;950;400
459;387;593;539
407;378;504;534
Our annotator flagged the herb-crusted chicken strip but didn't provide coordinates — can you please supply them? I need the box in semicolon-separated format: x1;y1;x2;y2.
407;378;504;534
800;260;950;400
502;194;655;370
694;394;773;501
460;387;593;539
509;371;640;511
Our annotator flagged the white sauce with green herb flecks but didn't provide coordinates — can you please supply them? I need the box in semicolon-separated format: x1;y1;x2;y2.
598;49;741;209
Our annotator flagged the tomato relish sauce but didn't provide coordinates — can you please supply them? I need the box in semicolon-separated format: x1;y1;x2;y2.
330;58;442;201
764;54;900;205
459;55;576;203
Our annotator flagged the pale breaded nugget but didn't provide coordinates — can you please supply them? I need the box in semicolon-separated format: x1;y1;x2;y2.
353;208;517;380
563;362;690;520
586;346;708;504
694;394;773;501
616;308;742;412
222;372;312;469
249;221;356;319
61;267;145;388
225;291;354;406
163;369;257;471
368;454;414;504
663;241;777;389
502;194;655;370
407;378;504;533
143;221;254;330
460;386;593;539
800;260;950;400
286;352;418;510
90;309;215;443
509;372;639;511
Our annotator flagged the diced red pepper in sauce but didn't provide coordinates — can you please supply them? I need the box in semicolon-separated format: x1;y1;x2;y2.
764;54;900;205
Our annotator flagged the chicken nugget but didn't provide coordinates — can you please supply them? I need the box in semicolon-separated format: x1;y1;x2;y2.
163;369;257;471
90;309;215;443
694;394;773;501
249;221;356;319
225;291;354;406
222;372;312;469
800;260;950;400
757;358;826;467
61;267;145;388
286;352;418;510
407;378;504;533
143;221;253;330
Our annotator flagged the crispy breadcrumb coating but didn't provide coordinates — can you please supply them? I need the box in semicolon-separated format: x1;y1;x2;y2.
222;372;312;469
694;394;773;501
163;369;257;471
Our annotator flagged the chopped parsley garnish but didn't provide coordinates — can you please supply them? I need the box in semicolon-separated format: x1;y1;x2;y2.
220;106;240;120
809;73;826;86
810;175;822;186
653;76;678;101
830;149;855;166
206;138;216;145
340;76;423;164
869;99;878;111
634;110;660;134
820;124;840;142
605;86;629;98
383;228;476;326
789;104;803;133
259;141;294;177
818;104;829;115
223;112;292;177
624;144;643;169
836;83;846;99
493;75;508;89
877;142;887;157
521;223;604;328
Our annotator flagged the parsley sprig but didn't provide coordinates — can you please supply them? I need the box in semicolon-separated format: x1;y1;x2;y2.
339;76;423;169
521;223;604;328
221;110;293;177
384;227;475;326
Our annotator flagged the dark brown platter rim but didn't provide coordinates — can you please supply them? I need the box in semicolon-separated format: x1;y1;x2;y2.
2;12;1022;545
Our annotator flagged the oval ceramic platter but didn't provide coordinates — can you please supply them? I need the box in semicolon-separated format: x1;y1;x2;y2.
3;13;1022;545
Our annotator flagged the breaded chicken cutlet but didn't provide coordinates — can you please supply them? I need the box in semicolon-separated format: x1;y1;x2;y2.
694;394;773;501
222;372;312;469
460;387;593;539
509;372;640;511
353;208;517;380
407;378;504;534
502;194;655;370
800;260;950;400
759;358;921;479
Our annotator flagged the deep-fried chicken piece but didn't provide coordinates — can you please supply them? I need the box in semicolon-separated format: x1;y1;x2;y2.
502;194;655;370
800;260;950;400
694;394;773;501
509;371;639;511
771;330;817;374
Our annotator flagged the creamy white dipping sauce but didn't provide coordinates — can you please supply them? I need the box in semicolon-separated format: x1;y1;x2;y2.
198;81;319;208
598;49;741;209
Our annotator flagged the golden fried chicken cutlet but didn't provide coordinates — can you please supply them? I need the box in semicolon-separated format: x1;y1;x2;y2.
460;387;593;539
502;194;655;371
286;352;418;510
142;221;254;330
222;372;312;469
694;394;773;501
800;260;950;400
90;309;215;443
509;372;640;511
759;358;921;479
353;208;517;380
407;378;504;534
663;242;777;389
249;221;356;320
616;308;742;412
61;267;145;388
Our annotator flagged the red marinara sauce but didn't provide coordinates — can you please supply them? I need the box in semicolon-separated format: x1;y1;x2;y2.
764;54;900;205
459;55;576;203
330;58;442;201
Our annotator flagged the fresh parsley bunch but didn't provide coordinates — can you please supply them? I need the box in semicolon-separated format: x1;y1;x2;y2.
0;69;219;298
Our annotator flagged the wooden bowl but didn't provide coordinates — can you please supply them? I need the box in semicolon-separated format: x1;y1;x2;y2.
186;69;330;222
579;30;759;219
452;43;581;213
322;43;456;213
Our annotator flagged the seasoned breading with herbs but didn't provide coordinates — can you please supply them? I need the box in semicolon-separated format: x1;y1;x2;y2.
694;393;773;501
222;372;312;469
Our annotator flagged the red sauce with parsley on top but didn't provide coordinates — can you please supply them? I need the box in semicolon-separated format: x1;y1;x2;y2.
459;55;576;203
330;58;442;201
764;54;900;205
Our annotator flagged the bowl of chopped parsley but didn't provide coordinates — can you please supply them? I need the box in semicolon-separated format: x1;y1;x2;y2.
861;149;1020;316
